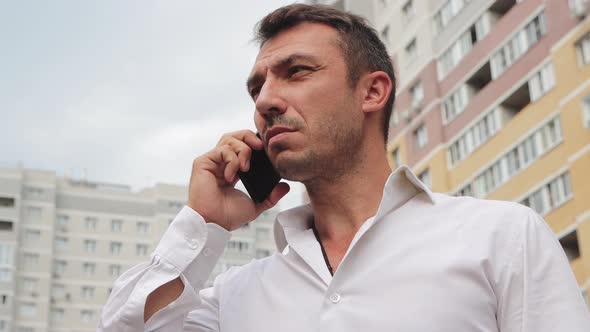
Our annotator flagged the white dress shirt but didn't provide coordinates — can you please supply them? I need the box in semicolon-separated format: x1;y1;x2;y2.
98;166;590;331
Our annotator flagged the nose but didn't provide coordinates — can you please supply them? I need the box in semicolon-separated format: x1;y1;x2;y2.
255;78;287;120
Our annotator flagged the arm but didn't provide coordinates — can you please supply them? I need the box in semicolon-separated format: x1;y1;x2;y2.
99;130;289;331
497;208;590;331
98;206;230;332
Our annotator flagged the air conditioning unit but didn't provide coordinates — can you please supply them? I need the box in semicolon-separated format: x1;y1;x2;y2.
570;0;589;17
65;293;71;301
59;225;68;232
31;291;38;298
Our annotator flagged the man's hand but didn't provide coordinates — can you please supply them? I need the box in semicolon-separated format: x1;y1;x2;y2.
187;130;290;231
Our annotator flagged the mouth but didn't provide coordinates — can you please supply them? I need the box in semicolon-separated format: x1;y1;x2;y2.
264;126;296;146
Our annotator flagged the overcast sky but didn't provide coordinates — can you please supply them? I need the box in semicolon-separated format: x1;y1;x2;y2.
0;1;308;209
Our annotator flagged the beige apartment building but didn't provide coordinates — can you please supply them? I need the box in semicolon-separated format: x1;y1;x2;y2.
0;165;277;332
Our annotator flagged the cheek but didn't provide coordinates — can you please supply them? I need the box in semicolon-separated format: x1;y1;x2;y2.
253;112;264;133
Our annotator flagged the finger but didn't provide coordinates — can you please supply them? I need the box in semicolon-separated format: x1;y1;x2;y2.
225;138;253;172
219;146;240;183
218;130;263;151
255;182;290;215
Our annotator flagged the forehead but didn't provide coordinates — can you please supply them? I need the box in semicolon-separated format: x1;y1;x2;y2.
250;23;343;74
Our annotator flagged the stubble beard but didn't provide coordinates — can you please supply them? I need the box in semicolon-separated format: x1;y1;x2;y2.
273;115;364;184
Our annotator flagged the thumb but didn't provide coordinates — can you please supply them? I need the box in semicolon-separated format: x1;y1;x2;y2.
255;182;290;214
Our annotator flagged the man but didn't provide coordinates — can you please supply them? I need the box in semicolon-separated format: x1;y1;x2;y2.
99;4;590;331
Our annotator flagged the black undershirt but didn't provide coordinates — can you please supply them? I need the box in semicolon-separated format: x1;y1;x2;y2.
311;223;334;276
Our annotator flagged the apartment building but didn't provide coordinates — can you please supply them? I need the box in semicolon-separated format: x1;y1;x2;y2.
0;165;277;331
313;0;590;307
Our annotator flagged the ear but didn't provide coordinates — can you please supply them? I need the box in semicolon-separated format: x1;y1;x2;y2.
359;71;392;115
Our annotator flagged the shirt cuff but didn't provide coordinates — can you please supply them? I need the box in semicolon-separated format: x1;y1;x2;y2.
152;205;231;289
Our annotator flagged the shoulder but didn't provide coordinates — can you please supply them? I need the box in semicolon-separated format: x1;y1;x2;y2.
432;192;536;227
429;193;544;252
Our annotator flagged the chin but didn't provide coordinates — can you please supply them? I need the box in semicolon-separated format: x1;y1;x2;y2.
272;150;317;182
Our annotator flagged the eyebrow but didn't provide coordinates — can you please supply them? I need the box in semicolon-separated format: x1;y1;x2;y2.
246;53;321;95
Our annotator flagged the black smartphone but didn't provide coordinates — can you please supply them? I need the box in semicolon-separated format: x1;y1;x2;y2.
237;134;281;203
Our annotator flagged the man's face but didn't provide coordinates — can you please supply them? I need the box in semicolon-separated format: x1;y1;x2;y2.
247;23;365;182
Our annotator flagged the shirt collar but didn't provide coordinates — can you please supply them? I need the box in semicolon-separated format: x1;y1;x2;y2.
272;165;436;252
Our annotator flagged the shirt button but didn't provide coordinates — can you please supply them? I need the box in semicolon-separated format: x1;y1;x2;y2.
202;247;212;256
187;238;199;249
329;293;341;304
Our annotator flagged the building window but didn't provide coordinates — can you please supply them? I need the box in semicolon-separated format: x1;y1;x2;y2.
0;268;11;282
81;286;95;299
405;38;418;64
433;0;469;34
25;206;42;220
56;214;69;228
22;277;38;293
110;242;122;255
82;262;96;276
51;308;64;322
437;13;490;79
528;63;555;101
449;108;501;166
0;243;14;265
51;284;65;298
402;0;415;23
414;124;428;149
22;253;39;270
491;12;547;79
559;228;580;261
111;219;123;232
409;82;424;112
80;309;95;323
583;95;590;129
19;303;37;318
457;116;562;197
55;237;67;251
0;197;15;207
109;264;122;278
392;148;401;168
522;172;572;215
85;217;97;231
84;240;96;253
24;229;41;242
53;260;67;274
389;110;399;129
167;201;184;210
381;25;390;44
136;222;149;234
227;240;250;254
418;169;432;189
442;85;469;123
136;244;149;256
576;31;590;66
256;249;271;259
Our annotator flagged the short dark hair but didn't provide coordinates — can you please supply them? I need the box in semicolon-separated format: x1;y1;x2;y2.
254;4;396;142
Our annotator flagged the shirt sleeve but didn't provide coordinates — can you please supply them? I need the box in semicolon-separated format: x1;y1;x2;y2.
97;205;231;332
496;208;590;332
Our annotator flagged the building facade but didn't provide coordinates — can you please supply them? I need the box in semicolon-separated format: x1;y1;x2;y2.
0;165;277;332
313;0;590;308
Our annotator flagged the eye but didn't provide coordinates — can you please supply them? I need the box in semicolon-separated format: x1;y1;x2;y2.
287;65;310;77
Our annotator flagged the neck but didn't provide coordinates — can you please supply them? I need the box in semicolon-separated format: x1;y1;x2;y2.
304;146;392;243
